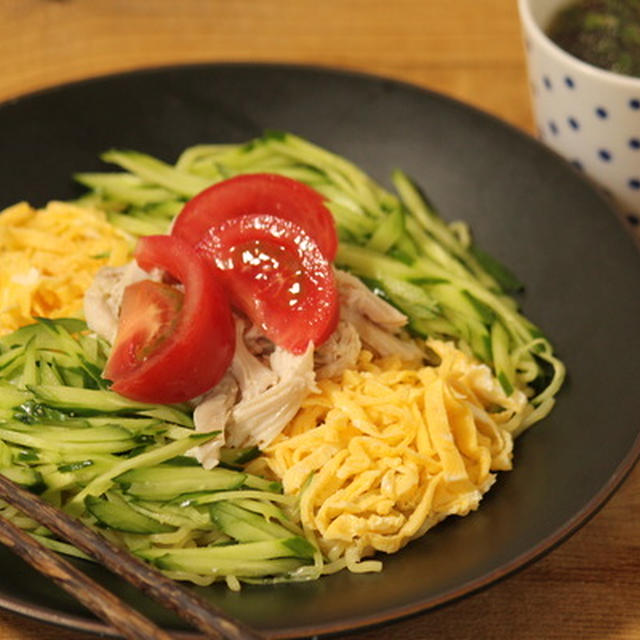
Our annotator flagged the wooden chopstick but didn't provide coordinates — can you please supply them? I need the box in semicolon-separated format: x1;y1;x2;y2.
0;512;175;640
0;473;264;640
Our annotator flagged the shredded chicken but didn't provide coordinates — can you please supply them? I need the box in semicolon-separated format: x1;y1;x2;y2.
191;318;318;468
340;307;423;363
314;320;361;379
83;262;148;342
228;319;278;398
334;269;407;331
190;373;238;468
226;343;317;449
334;269;424;365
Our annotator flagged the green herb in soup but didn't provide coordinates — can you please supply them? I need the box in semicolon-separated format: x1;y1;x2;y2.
547;0;640;77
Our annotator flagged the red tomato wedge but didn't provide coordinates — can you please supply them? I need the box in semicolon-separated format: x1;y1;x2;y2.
172;173;338;261
196;213;339;354
103;235;235;404
102;280;182;383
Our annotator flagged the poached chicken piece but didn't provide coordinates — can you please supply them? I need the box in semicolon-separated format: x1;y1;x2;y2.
190;318;317;468
333;269;424;364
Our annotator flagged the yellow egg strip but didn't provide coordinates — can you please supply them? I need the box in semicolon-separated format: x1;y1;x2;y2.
259;340;525;570
0;201;132;335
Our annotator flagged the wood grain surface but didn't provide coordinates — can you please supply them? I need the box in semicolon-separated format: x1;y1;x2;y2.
0;1;638;639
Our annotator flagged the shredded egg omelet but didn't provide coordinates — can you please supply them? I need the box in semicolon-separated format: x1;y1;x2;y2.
0;201;132;335
256;340;529;572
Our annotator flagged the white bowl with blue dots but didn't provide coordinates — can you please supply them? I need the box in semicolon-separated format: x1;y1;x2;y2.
518;0;640;240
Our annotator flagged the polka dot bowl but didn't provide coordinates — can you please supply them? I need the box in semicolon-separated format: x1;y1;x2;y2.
518;0;640;239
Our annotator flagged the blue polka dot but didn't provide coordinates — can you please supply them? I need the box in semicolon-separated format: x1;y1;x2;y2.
596;107;608;118
564;76;575;88
630;99;640;110
543;76;552;90
630;138;640;150
571;159;584;171
549;120;558;135
629;178;640;190
567;117;580;130
598;149;612;161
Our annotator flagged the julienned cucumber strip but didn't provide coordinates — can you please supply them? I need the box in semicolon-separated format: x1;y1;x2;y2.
74;172;176;206
0;318;109;391
210;501;295;542
0;426;137;455
0;465;43;491
126;499;211;529
367;206;405;253
0;381;30;410
85;494;177;534
26;385;193;426
491;320;516;395
106;211;169;237
100;150;211;199
139;550;306;578
140;537;315;563
470;245;524;294
115;464;247;501
30;533;93;561
171;488;292;507
231;498;300;533
68;432;216;507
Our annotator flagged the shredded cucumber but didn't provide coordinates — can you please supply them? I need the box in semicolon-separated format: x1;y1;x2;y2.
0;319;318;586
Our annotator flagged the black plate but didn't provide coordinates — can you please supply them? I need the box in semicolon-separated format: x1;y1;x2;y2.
0;63;639;639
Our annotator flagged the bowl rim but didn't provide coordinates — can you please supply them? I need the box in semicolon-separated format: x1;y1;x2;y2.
517;0;640;90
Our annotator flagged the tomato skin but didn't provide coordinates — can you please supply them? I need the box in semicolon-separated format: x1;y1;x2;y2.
102;280;183;382
172;173;338;261
196;213;339;355
103;235;235;404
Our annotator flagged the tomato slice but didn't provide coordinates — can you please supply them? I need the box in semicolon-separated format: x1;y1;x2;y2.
103;235;235;404
196;213;339;354
102;280;183;382
172;173;338;261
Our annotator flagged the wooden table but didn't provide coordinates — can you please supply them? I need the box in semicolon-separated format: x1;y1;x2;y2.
0;1;638;638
